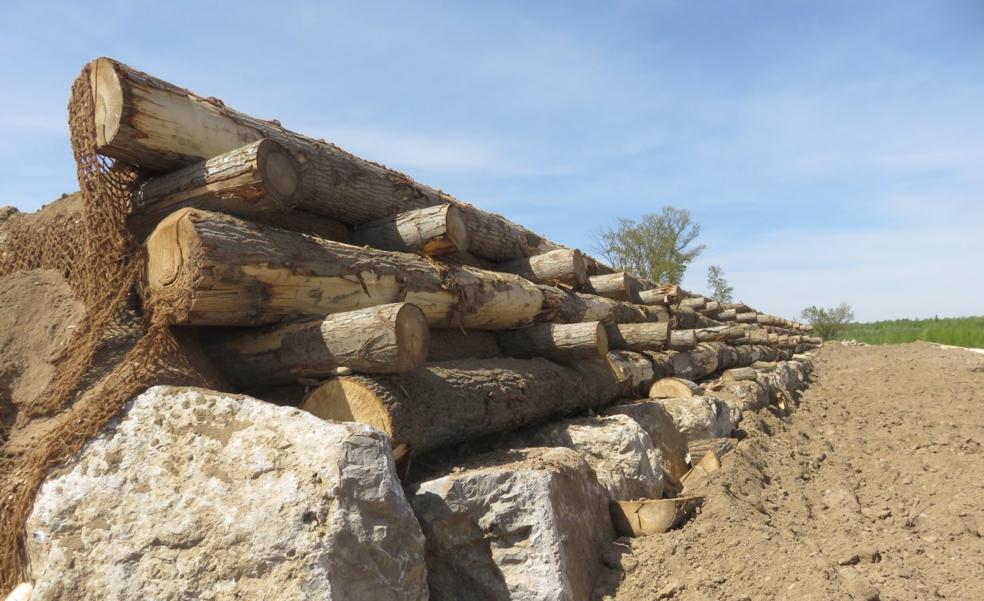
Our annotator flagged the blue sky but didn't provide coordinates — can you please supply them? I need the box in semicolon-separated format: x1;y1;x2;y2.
2;0;982;321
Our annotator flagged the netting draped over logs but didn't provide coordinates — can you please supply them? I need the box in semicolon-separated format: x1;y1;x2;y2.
0;64;207;590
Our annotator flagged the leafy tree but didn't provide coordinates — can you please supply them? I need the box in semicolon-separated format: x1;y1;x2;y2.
595;207;705;284
800;303;855;339
705;264;734;303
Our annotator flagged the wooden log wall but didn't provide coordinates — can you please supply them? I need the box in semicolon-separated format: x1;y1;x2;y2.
84;56;818;459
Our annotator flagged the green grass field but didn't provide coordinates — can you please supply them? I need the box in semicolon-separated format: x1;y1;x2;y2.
831;316;984;348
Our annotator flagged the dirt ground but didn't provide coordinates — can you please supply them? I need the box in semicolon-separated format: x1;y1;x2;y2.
0;269;83;449
596;342;984;600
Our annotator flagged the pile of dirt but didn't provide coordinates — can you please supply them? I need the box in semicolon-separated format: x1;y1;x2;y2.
0;269;83;448
595;342;984;600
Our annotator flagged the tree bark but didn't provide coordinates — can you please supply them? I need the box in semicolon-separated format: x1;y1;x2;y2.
84;57;550;259
248;210;350;242
348;204;468;256
669;344;720;381
427;329;502;361
604;323;670;351
494;248;588;287
637;289;671;306
736;311;758;323
607;350;657;397
679;297;706;310
129;139;301;237
300;357;616;458
585;272;642;302
203;303;429;387
535;286;647;325
143;208;542;328
669;329;697;351
640;305;671;323
496;322;608;361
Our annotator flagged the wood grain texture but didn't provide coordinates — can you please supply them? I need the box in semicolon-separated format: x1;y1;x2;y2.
143;208;542;328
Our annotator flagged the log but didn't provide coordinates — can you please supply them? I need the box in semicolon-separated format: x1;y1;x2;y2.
582;254;616;276
249;210;350;242
203;303;429;388
702;300;720;314
129;138;300;236
143;208;542;328
300;358;616;458
495;249;588;287
648;377;701;399
736;311;758;324
720;367;758;382
669;329;697;351
679;297;706;310
604;323;670;351
496;322;608;361
637;289;671;306
586;272;642;302
639;305;671;323
84;57;549;259
438;250;494;270
716;309;737;322
427;329;501;361
535;286;647;325
607;350;656;397
349;204;468;256
694;326;743;343
669;344;720;381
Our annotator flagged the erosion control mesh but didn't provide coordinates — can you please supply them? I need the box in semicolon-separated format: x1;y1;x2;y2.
0;63;208;589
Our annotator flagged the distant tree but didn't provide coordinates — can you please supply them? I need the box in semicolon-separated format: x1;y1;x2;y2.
594;206;705;284
705;265;734;303
801;303;855;339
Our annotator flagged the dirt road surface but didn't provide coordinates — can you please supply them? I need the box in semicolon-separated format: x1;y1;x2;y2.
596;342;984;600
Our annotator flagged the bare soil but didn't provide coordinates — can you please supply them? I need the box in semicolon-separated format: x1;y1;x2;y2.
596;342;984;600
0;269;83;449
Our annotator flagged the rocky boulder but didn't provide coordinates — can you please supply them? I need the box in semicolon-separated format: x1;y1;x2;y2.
601;400;689;482
654;396;737;442
517;414;664;500
410;447;613;601
709;379;769;413
26;386;427;601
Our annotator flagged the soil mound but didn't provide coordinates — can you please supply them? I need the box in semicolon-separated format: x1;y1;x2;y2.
0;270;83;448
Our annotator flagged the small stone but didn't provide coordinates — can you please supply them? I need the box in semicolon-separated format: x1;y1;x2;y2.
656;579;684;599
839;567;880;600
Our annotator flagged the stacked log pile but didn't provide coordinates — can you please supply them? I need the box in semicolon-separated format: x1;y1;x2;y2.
85;57;818;462
0;57;835;600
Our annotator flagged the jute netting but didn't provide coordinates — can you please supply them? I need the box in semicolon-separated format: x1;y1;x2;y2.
0;64;207;590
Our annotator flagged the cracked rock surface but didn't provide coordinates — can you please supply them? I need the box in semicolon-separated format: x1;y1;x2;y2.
26;386;427;601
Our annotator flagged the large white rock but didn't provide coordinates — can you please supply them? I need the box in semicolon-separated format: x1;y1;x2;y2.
519;414;664;500
410;447;613;601
709;379;769;413
601;400;689;482
654;396;737;442
26;386;428;601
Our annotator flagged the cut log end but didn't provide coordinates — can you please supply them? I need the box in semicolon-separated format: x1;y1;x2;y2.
648;377;701;399
301;379;404;457
90;57;123;149
258;140;301;203
392;303;431;369
145;208;194;291
440;205;470;254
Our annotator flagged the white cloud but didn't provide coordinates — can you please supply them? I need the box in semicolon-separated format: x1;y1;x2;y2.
684;196;984;321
